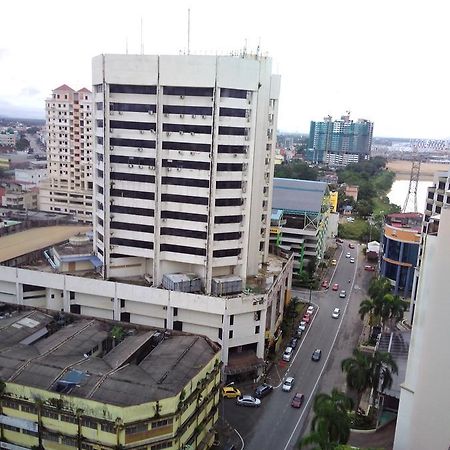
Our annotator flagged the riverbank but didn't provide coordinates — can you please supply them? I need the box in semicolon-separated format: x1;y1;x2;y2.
387;160;450;181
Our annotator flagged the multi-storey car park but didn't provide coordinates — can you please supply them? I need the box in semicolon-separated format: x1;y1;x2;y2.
0;307;221;450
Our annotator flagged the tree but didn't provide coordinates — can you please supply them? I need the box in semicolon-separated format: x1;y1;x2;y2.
274;160;318;181
341;349;372;411
299;389;353;449
369;351;398;406
355;199;373;218
16;137;30;151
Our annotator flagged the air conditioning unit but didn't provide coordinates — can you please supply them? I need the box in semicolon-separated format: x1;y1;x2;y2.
110;146;114;150
110;129;114;133
243;163;248;170
233;153;237;157
180;95;185;99
110;199;114;204
202;115;206;119
128;164;134;168
110;111;114;115
148;110;154;115
242;186;246;193
244;146;249;154
190;151;195;155
180;114;184;118
149;166;155;170
151;129;155;134
138;147;143;152
162;218;167;222
166;131;171;136
139;165;143;169
245;136;250;141
179;131;184;135
167;167;171;171
177;167;181;171
140;130;144;134
192;114;196;118
118;111;123;115
191;132;195;136
164;113;169;117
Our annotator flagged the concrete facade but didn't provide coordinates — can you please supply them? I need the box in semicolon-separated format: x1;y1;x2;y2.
394;207;450;450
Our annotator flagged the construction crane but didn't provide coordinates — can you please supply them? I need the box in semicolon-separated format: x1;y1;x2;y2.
402;139;448;212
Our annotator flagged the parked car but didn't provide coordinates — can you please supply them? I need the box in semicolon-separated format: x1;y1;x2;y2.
331;259;337;266
222;386;241;398
336;238;344;244
282;376;295;392
350;257;355;264
345;252;351;258
321;280;329;289
312;349;322;361
332;283;339;291
291;393;305;408
302;314;311;323
296;328;303;338
298;321;307;332
282;346;293;362
332;308;341;319
306;305;314;315
364;265;376;271
339;290;346;298
349;243;355;248
236;395;261;407
290;337;299;349
255;383;273;398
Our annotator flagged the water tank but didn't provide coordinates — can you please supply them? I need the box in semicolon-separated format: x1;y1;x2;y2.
68;234;90;246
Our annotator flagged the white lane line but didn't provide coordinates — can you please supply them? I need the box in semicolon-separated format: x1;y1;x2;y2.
281;247;359;450
274;301;320;389
234;427;245;450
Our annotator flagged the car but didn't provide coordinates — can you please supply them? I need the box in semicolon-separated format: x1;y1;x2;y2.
255;383;273;398
332;283;339;291
291;392;305;408
282;376;295;392
222;386;241;398
290;337;299;349
364;265;376;271
346;217;355;222
236;395;261;407
332;308;341;319
349;243;355;249
306;305;314;315
339;290;346;298
298;321;307;332
331;259;337;266
296;328;303;338
312;349;322;361
336;238;344;244
345;252;351;258
282;346;293;362
321;280;329;289
350;257;355;264
302;314;311;323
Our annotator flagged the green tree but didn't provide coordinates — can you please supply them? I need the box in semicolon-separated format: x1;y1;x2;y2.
369;351;398;406
299;389;353;450
274;160;318;181
355;199;373;217
16;137;30;151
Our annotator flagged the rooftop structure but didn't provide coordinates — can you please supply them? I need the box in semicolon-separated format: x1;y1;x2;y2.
0;306;220;449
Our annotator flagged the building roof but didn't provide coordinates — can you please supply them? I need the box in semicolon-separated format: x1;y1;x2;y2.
53;84;75;92
272;178;328;214
0;225;90;263
77;87;92;93
0;310;219;406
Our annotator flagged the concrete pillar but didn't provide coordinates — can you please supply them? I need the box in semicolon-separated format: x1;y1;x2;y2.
395;242;405;294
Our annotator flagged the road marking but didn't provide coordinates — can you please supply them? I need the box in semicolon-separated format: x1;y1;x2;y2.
281;244;360;450
234;427;245;450
274;301;320;389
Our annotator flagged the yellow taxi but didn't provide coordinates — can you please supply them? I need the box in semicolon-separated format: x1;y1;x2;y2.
222;386;241;398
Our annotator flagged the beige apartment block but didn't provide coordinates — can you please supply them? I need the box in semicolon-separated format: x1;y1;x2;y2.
39;84;93;223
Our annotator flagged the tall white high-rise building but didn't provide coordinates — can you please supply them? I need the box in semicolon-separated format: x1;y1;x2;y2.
394;206;450;450
92;54;280;293
39;85;94;223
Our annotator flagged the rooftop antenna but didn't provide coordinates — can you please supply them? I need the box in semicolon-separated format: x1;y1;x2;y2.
140;17;144;54
187;8;191;55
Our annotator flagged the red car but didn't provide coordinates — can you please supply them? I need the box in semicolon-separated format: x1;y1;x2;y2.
332;283;339;291
291;393;305;408
302;314;311;323
321;280;329;289
364;265;376;271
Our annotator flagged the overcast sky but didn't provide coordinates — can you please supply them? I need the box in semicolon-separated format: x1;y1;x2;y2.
1;0;448;138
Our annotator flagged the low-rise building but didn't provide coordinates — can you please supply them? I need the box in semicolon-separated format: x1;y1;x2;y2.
14;167;47;187
0;130;16;147
0;308;221;450
0;182;38;210
270;178;336;273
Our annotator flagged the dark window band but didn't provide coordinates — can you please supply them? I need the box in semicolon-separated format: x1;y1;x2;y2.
219;107;247;118
218;145;247;154
110;189;154;200
110;205;154;216
161;210;207;222
217;163;243;172
163;86;213;97
110;103;156;113
163;159;210;170
110;237;153;249
110;155;155;166
220;88;248;99
162;141;210;152
214;231;242;241
163;105;212;116
215;198;243;206
109;84;156;94
160;243;206;256
213;248;242;257
162;177;209;188
161;194;208;205
110;120;156;131
110;138;155;149
111;222;154;233
219;126;248;136
216;180;242;189
161;227;207;240
214;215;242;224
163;124;211;135
111;173;155;183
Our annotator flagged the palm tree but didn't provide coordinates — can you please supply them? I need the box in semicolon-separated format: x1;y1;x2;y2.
299;389;353;449
341;349;372;411
369;351;398;406
367;277;392;303
380;294;408;331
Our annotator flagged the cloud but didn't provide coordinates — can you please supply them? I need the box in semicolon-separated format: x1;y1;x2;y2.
20;86;41;97
0;99;44;119
0;48;8;60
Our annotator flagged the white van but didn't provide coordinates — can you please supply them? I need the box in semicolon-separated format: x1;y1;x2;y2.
282;346;293;362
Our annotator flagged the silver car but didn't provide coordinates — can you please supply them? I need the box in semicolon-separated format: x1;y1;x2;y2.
282;376;295;392
236;395;261;407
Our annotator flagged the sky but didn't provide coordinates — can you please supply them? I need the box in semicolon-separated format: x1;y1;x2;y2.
0;0;449;138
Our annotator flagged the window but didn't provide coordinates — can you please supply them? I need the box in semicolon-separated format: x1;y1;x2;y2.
3;424;20;432
21;403;37;414
110;205;154;216
214;215;242;224
162;141;210;153
214;231;242;241
218;126;247;136
163;86;213;97
81;417;98;429
230;315;234;325
161;227;207;240
221;88;248;98
110;172;155;183
96;119;104;128
110;102;156;113
3;398;19;409
216;180;242;189
96;102;103;110
110;238;153;249
96;136;104;145
97;185;104;195
217;163;243;172
111;222;154;233
152;418;173;429
151;442;172;450
220;107;247;117
94;84;103;93
110;155;155;166
255;326;260;334
163;105;212;116
126;422;149;435
163;159;210;170
110;120;156;131
213;248;241;257
100;422;116;433
161;210;207;222
110;137;155;149
215;198;242;207
218;144;247;154
62;436;78;446
160;244;206;256
255;310;261;321
162;177;209;188
218;328;223;339
229;330;233;339
42;409;59;419
173;307;178;316
109;84;156;94
163;124;211;135
161;194;208;205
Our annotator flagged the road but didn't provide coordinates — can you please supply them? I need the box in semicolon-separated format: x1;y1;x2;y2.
223;240;372;450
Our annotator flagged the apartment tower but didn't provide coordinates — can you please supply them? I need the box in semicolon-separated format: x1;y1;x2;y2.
93;54;280;293
39;85;94;222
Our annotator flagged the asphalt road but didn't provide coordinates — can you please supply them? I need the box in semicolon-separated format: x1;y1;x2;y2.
223;240;372;450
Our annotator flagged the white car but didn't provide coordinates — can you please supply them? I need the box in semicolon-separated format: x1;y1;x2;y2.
282;376;295;392
306;305;314;315
345;252;351;258
332;308;341;319
236;395;261;407
350;257;355;264
298;321;307;332
282;346;293;362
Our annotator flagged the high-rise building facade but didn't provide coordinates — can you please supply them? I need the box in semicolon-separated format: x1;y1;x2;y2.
307;113;373;166
394;207;450;450
92;54;280;293
39;85;94;223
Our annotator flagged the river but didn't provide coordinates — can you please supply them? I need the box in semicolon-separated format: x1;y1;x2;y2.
387;180;434;213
